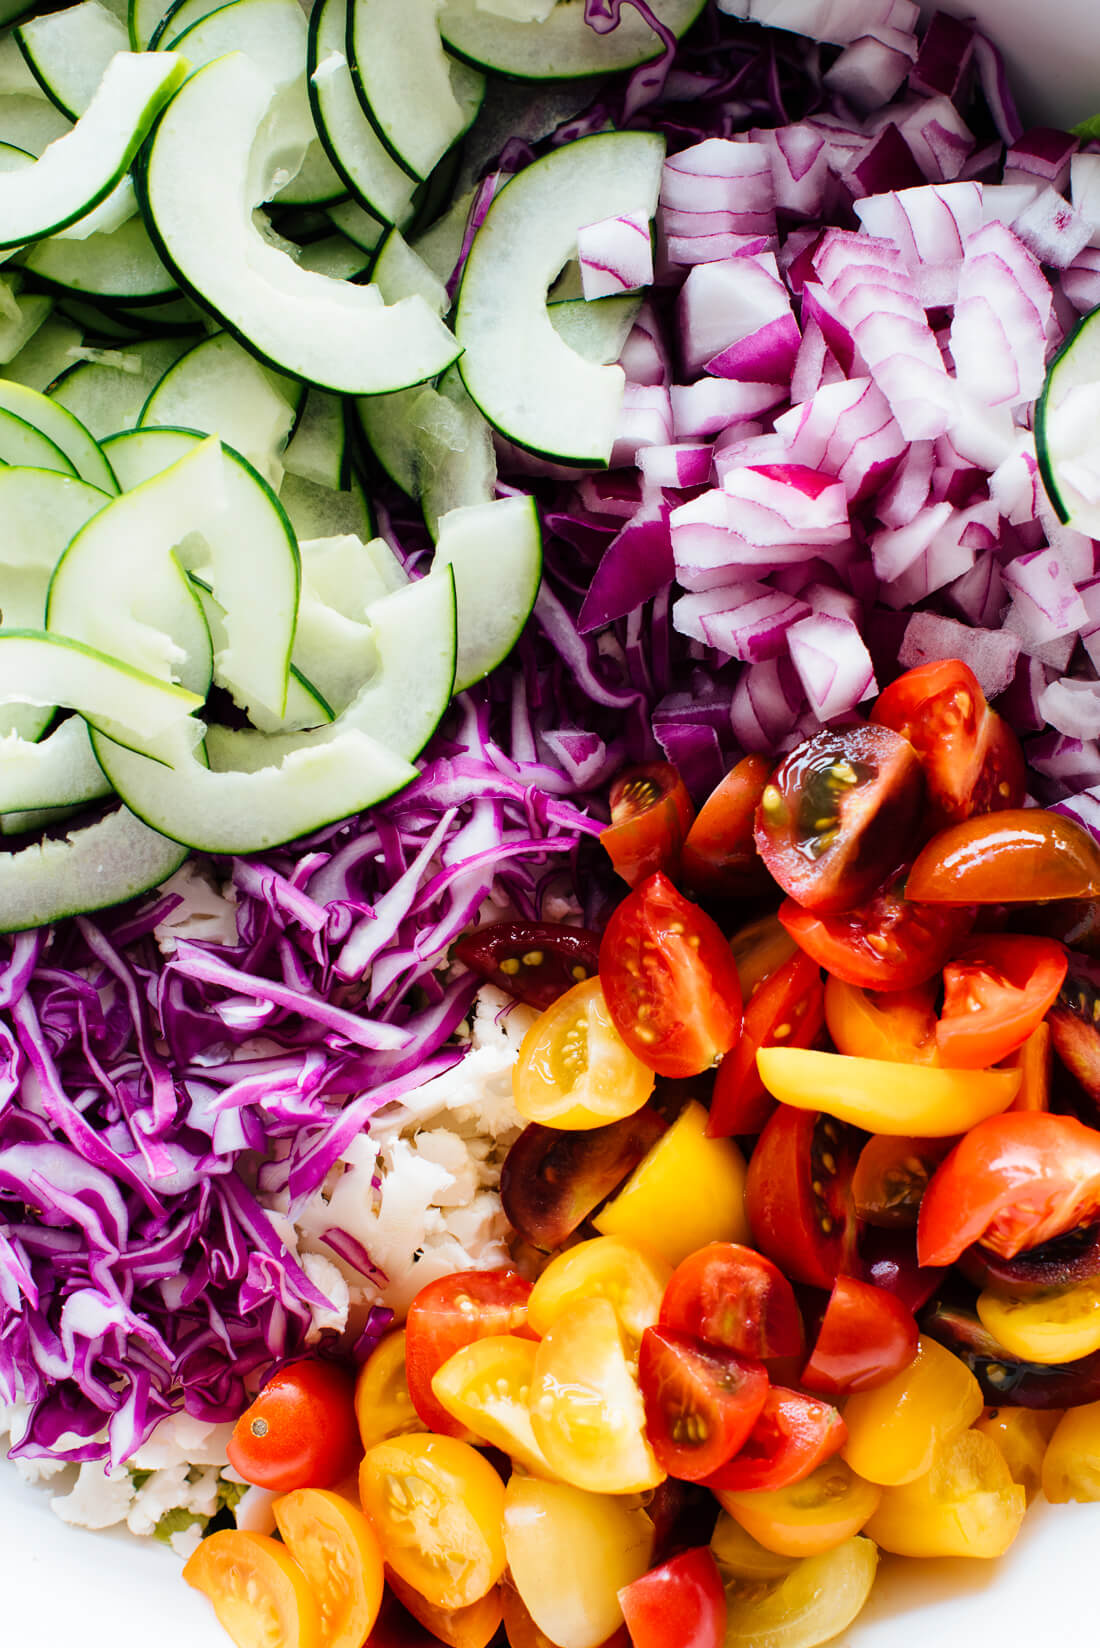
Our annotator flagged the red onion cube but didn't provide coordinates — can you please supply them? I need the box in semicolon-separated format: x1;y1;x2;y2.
773;376;905;502
1002;546;1090;642
875;438;934;527
854;181;983;305
899;611;1020;699
950;222;1051;407
987;437;1045;534
730;652;804;751
1005;129;1079;196
1061;246;1100;315
678;252;796;377
789;318;846;403
541;728;609;788
620;301;671;387
1013;186;1092;270
577;211;654;299
1070;155;1100;247
1027;732;1100;796
716;0;915;48
1038;679;1100;742
638;442;713;489
909;9;974;99
1053;792;1100;842
673;583;811;661
871;499;954;584
609;385;673;469
750;124;829;218
823;29;916;114
671;378;787;440
787;612;877;720
1077;577;1100;671
719;463;849;546
946;551;1006;630
661;139;774;215
887;94;975;182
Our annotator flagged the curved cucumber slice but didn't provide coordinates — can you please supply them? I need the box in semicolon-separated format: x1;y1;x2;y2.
0;378;119;490
295;233;371;281
278;469;371;540
190;575;330;732
16;1;129;121
455;131;664;465
0;34;43;98
146;0;219;46
0;315;83;390
550;293;642;365
283;388;348;490
356;365;495;532
0;51;186;247
326;197;384;252
0;95;72;159
0;404;77;472
142;52;459;393
371;227;449;315
166;0;308;90
271;136;347;210
433;494;541;690
49;335;189;437
0;629;202;751
0;714;112;811
0;802;187;933
346;0;484;183
24;213;177;306
439;0;704;78
1037;305;1100;533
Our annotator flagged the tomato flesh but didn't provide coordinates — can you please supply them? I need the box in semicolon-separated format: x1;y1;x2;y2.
708;951;824;1137
906;808;1100;903
183;1530;322;1648
638;1326;770;1481
824;975;939;1065
936;934;1067;1068
453;921;600;1010
405;1268;533;1438
272;1489;384;1648
851;1134;953;1228
601;761;694;887
658;1242;803;1362
500;1107;668;1251
226;1359;360;1493
512;975;656;1129
800;1276;919;1396
744;1106;860;1291
780;883;975;992
680;755;771;898
618;1548;727;1648
704;1386;847;1493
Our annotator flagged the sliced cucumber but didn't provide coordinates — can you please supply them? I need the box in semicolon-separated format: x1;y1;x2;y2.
0;802;188;933
295;234;371;281
48;334;191;437
0;314;82;389
439;0;704;78
346;0;485;183
165;0;308;89
130;0;172;46
0;33;43;98
0;404;77;471
190;574;329;732
271;138;348;210
52;173;139;241
146;0;219;46
0;94;72;157
16;1;130;121
0;52;187;247
326;197;384;252
142;52;461;393
301;531;406;612
24;212;177;306
283;388;348;490
0;714;113;812
411;184;474;286
291;594;376;714
0;629;203;751
549;293;642;365
0;378;118;490
0;290;50;363
307;0;419;228
455;131;664;465
1037;305;1100;534
371;227;449;315
433;494;541;690
278;468;371;539
0;803;86;836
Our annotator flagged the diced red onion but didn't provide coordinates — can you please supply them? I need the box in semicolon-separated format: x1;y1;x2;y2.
729;653;803;751
854;182;983;305
620;300;672;386
577;211;654;298
638;442;713;489
749;124;830;218
673;582;811;661
773;376;906;502
678;252;797;378
1070;155;1100;246
908;9;974;100
1061;245;1100;314
798;580;862;625
950;222;1050;408
1012;186;1092;270
1005;129;1078;196
719;463;849;545
945;550;1006;629
670;378;787;439
610;384;673;468
1038;679;1100;741
823;29;916;115
1027;732;1100;797
898;611;1020;698
1001;546;1091;643
875;438;934;526
786;612;877;720
871;499;954;583
661;138;775;215
576;490;674;633
883;94;976;183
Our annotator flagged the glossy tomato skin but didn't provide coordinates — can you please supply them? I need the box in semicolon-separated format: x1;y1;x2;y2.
780;885;975;992
956;1219;1100;1297
872;659;1026;826
599;874;743;1079
906;809;1100;904
917;1112;1100;1267
936;934;1067;1069
745;1107;861;1290
923;1300;1100;1409
226;1359;360;1492
703;1387;847;1493
659;1243;803;1362
680;755;772;899
638;1327;771;1481
800;1276;919;1397
618;1547;727;1648
453;922;601;1010
707;952;824;1138
824;977;939;1065
1048;950;1100;1110
601;762;695;887
754;725;924;913
857;1225;947;1315
405;1269;533;1438
500;1108;668;1251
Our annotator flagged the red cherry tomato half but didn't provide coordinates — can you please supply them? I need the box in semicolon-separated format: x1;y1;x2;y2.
707;951;825;1138
935;934;1067;1069
906;809;1100;904
599;873;743;1078
452;921;601;1010
601;762;695;888
779;883;975;992
618;1547;727;1648
404;1269;533;1437
754;724;924;913
917;1111;1100;1267
225;1359;360;1492
659;1242;803;1362
872;658;1026;826
745;1107;861;1291
703;1387;846;1493
679;755;771;899
800;1276;919;1397
638;1327;771;1482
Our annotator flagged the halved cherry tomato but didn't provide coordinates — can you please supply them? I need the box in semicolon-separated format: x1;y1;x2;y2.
976;1276;1100;1366
754;725;924;913
528;1235;672;1344
872;658;1026;825
823;976;939;1065
720;1538;876;1648
858;1225;946;1315
729;914;798;999
800;1276;918;1396
715;1459;881;1559
645;1479;724;1567
756;1046;1020;1136
226;1359;360;1493
708;952;824;1138
864;1428;1026;1557
601;762;694;887
183;1530;322;1648
638;1327;770;1482
385;1570;502;1648
936;934;1067;1068
975;1407;1061;1503
917;1112;1100;1266
658;1243;803;1362
851;1135;954;1228
744;1107;860;1291
500;1107;668;1252
618;1548;727;1648
453;921;601;1010
599;874;742;1078
906;808;1100;903
431;1336;550;1475
680;756;771;898
704;1387;846;1493
1041;1401;1100;1502
779;883;975;992
273;1489;384;1648
841;1334;983;1486
405;1268;533;1438
512;976;656;1129
501;1580;630;1648
354;1330;427;1453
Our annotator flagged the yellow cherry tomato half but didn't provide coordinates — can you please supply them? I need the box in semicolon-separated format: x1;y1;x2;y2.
593;1099;749;1266
864;1428;1026;1558
723;1538;878;1648
756;1046;1020;1137
823;975;939;1066
273;1488;384;1648
974;1408;1061;1504
710;1511;799;1582
512;975;656;1130
358;1434;506;1611
1041;1401;1100;1503
977;1277;1100;1364
715;1459;882;1559
842;1335;983;1486
183;1529;322;1648
529;1295;665;1495
430;1334;551;1477
354;1329;427;1452
386;1568;503;1648
527;1235;673;1343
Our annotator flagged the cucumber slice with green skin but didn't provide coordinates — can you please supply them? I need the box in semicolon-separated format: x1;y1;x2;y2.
130;0;171;46
146;0;219;46
0;95;72;157
295;234;372;282
203;568;455;779
16;1;129;121
0;629;203;751
52;173;139;241
0;802;86;835
0;404;78;472
307;0;419;229
112;295;203;333
24;213;177;307
410;184;474;286
0;315;83;389
439;0;704;78
283;389;349;490
165;0;307;85
0;52;187;248
371;227;449;315
142;52;461;393
302;532;407;613
455;131;664;466
1036;305;1100;533
0;379;119;490
278;469;371;540
346;0;485;183
190;574;331;731
291;593;376;715
355;363;496;529
138;330;300;489
48;334;191;437
549;294;643;365
433;494;541;690
271;138;348;210
326;197;384;253
0;801;188;932
0;713;113;811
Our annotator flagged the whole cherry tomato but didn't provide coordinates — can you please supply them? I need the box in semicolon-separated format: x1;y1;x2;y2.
936;934;1067;1069
618;1548;728;1648
601;762;694;887
453;921;601;1010
226;1358;360;1492
800;1276;919;1396
708;951;824;1138
779;882;975;992
744;1106;861;1291
658;1242;803;1362
405;1269;533;1437
638;1328;770;1482
703;1387;847;1493
906;809;1100;904
679;755;771;898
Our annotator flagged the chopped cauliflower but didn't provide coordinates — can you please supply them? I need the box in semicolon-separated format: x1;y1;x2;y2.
153;862;238;955
50;1462;135;1531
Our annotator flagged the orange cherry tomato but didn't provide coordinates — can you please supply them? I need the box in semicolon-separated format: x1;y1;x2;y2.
601;761;694;887
385;1569;503;1648
272;1489;385;1648
935;934;1067;1068
715;1459;881;1559
1004;1021;1052;1112
906;808;1100;903
708;951;824;1137
226;1359;360;1493
405;1267;532;1438
183;1530;322;1648
800;1276;918;1396
679;755;771;898
823;975;939;1065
